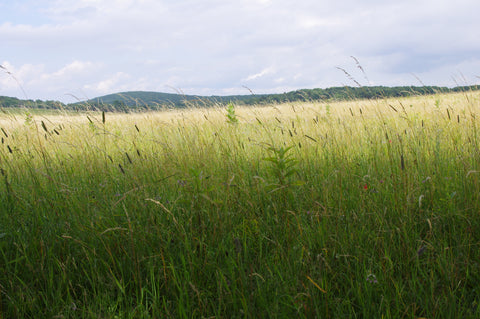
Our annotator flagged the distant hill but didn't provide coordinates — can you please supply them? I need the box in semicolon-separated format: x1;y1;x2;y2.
1;85;479;111
87;91;200;106
81;90;267;111
80;85;480;111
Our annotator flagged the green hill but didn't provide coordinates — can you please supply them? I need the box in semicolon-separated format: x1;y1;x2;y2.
83;90;263;110
87;91;200;106
1;85;479;111
81;85;480;111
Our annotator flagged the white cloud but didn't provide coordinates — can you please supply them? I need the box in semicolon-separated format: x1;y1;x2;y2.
1;0;479;102
243;67;275;82
86;72;130;94
1;60;103;101
47;61;96;80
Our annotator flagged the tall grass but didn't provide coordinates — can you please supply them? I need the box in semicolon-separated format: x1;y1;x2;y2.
0;91;479;318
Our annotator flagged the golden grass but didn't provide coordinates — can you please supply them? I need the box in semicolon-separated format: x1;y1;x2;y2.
0;91;477;130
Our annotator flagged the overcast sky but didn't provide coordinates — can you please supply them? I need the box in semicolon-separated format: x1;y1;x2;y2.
1;0;479;103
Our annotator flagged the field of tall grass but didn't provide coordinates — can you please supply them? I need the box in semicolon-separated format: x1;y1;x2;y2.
1;91;479;318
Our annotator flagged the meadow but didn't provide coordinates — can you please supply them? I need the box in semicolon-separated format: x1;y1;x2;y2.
0;91;479;318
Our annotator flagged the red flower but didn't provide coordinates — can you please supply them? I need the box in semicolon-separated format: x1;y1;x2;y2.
363;184;368;190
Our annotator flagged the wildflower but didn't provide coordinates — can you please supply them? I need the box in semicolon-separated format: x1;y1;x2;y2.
417;245;427;257
366;273;378;284
363;184;368;190
177;179;187;187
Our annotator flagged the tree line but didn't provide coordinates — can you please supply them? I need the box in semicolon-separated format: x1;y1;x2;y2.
1;85;479;111
239;85;480;105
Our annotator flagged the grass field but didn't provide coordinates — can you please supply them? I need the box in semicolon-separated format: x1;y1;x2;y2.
1;91;480;318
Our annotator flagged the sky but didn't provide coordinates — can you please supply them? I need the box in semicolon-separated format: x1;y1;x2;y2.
1;0;479;103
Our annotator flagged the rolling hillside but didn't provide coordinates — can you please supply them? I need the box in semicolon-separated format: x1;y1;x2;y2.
1;85;479;111
84;91;259;108
82;85;480;110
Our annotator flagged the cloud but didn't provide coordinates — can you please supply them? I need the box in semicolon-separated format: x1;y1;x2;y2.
1;60;103;101
1;0;479;102
46;60;96;80
243;67;275;82
84;72;132;95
